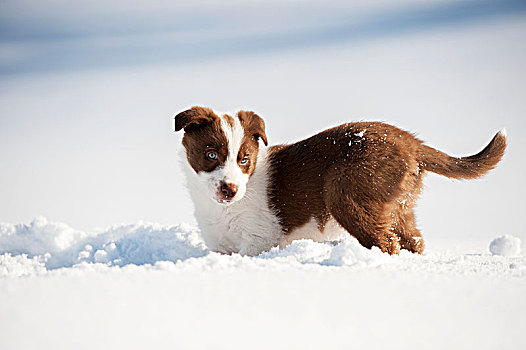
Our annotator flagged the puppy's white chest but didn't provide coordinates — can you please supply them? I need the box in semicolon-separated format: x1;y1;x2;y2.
184;152;282;256
195;196;282;256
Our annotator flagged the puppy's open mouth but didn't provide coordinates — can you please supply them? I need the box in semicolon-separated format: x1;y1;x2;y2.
216;198;233;205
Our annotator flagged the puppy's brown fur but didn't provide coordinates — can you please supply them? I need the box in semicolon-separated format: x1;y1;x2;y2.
267;122;506;254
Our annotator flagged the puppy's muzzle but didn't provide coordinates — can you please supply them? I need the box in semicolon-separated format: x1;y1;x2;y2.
218;181;238;202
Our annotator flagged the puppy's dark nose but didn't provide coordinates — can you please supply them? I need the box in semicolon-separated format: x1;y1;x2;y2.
220;182;238;200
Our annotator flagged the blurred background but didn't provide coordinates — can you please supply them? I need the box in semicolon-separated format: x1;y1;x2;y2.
1;0;525;249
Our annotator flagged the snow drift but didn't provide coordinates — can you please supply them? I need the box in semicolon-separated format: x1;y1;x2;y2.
0;216;207;274
1;217;524;278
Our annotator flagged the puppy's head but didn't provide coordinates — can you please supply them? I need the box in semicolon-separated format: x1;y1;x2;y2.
175;106;268;205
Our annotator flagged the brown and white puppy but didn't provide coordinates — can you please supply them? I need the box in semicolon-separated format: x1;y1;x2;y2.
174;106;507;256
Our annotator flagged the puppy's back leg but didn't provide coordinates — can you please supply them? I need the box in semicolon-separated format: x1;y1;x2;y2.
390;206;424;254
389;171;425;254
325;182;401;254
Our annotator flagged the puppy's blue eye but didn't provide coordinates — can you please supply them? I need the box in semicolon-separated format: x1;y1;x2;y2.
240;157;249;165
206;151;218;160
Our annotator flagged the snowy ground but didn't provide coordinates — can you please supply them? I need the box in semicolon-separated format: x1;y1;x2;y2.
2;1;526;349
1;217;525;349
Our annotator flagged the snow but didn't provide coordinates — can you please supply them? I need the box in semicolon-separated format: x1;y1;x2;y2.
0;217;525;349
0;253;46;277
490;235;521;257
0;216;207;271
354;129;366;138
2;217;524;277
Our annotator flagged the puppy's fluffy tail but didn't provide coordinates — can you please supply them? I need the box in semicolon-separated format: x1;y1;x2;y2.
419;129;507;179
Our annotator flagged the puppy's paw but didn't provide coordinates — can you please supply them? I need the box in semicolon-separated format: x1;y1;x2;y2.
400;236;425;254
377;233;401;255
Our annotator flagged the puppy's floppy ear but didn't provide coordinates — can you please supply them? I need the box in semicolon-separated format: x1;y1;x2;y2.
174;106;217;132
237;110;268;146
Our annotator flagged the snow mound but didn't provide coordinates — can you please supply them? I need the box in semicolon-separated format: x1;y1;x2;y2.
258;239;334;263
258;237;388;267
489;235;521;257
0;216;207;271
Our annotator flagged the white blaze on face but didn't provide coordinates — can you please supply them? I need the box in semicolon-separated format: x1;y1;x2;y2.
197;113;249;205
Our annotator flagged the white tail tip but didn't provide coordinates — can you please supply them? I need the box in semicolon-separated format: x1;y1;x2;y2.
498;128;507;138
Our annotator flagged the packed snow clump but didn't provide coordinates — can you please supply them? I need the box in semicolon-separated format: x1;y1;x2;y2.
489;235;521;257
0;253;46;277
